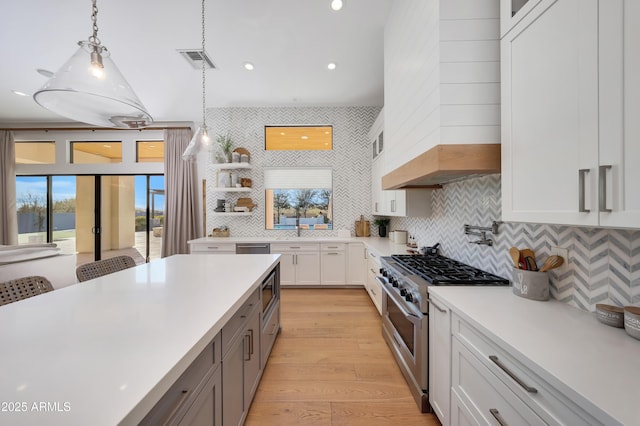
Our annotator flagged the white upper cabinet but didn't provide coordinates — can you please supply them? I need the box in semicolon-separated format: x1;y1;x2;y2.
598;0;640;228
501;0;640;228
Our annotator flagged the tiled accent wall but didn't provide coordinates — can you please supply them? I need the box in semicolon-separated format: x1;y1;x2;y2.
389;174;640;312
204;106;381;239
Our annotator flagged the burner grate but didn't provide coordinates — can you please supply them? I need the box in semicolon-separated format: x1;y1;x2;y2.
391;254;509;285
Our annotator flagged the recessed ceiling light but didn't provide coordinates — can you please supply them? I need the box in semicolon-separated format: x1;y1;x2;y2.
331;0;344;11
301;136;309;140
12;90;28;97
327;62;337;70
36;68;55;78
244;62;254;71
103;144;112;148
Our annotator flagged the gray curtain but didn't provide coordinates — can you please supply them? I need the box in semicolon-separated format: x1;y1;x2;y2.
0;131;18;245
161;129;199;257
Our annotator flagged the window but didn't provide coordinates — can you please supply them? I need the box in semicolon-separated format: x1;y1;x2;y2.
264;168;333;230
265;126;332;150
136;141;164;163
15;141;55;164
71;141;123;164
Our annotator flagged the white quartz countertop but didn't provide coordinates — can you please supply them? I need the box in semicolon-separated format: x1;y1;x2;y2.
428;286;640;426
188;236;412;256
0;254;280;426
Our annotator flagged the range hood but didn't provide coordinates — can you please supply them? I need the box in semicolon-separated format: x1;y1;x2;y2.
381;144;501;189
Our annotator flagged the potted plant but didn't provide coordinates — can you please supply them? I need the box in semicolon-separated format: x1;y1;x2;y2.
374;218;390;238
216;133;233;163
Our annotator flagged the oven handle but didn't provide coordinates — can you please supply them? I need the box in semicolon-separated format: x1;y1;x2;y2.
377;277;423;324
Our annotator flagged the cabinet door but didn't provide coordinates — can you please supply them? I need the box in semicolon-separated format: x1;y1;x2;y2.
599;0;640;228
321;251;346;285
295;252;321;286
178;367;222;426
222;337;245;426
371;156;386;215
346;243;366;285
273;253;296;286
244;308;261;407
501;0;599;225
428;295;451;425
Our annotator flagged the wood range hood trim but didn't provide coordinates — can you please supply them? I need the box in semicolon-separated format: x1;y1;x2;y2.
381;144;501;190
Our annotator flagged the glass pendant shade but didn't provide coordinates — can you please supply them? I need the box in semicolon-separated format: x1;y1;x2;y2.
33;41;152;128
182;125;210;161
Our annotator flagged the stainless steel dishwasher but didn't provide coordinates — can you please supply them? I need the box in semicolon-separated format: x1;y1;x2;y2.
235;243;270;254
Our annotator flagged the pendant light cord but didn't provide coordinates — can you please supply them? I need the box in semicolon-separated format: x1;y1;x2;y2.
201;0;207;129
89;0;101;47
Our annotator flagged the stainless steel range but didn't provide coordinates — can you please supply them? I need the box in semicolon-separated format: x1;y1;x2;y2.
377;253;509;413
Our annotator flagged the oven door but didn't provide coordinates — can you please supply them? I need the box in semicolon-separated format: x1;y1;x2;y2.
378;278;428;391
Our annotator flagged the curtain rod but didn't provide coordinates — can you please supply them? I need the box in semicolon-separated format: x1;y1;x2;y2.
1;126;191;132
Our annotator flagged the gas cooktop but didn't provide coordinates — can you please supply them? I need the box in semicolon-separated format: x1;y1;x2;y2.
390;254;510;286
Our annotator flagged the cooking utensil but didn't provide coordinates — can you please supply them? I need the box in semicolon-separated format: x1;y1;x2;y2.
524;256;538;271
509;247;520;268
422;243;441;255
539;255;564;272
521;248;536;262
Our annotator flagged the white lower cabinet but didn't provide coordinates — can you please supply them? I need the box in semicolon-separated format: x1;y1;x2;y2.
364;247;382;314
321;243;346;285
188;242;235;254
428;293;451;425
271;243;320;287
452;337;545;425
450;312;602;426
346;243;366;285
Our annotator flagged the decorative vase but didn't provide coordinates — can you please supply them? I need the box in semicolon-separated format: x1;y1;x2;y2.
379;225;387;238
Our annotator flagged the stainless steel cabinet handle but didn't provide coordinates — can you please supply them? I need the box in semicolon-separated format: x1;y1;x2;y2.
327;252;339;255
207;246;219;249
237;244;269;249
490;408;507;426
375;202;379;212
364;249;367;260
248;329;254;355
244;335;251;361
599;165;612;213
391;199;396;212
489;355;537;393
327;246;339;249
290;246;301;249
428;298;447;313
578;169;590;212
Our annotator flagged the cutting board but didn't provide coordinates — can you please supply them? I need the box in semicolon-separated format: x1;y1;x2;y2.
355;215;370;237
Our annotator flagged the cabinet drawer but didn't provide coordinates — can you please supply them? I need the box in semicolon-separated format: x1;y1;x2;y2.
222;289;260;356
189;243;235;253
270;243;319;252
320;242;345;252
452;313;601;425
452;336;545;426
141;332;221;425
261;302;280;362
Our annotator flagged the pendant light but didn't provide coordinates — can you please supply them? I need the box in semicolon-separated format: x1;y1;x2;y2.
33;0;152;128
182;0;211;160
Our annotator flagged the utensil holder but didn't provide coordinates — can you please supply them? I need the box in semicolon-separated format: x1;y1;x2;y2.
511;268;550;301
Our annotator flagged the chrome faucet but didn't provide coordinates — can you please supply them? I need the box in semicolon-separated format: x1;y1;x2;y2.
296;217;301;237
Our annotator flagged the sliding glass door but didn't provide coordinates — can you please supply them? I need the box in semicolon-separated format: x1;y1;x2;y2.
16;174;164;266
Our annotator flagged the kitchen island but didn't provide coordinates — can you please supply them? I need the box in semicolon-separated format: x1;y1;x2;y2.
0;254;280;426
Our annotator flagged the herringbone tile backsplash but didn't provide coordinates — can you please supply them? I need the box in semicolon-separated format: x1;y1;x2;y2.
390;174;640;312
203;106;638;313
205;106;381;240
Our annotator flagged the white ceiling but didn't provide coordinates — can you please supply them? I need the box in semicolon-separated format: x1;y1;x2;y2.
0;0;390;126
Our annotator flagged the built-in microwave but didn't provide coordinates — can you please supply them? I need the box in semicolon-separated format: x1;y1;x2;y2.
261;265;279;316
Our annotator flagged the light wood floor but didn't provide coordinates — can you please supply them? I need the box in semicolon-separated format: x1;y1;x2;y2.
245;288;440;426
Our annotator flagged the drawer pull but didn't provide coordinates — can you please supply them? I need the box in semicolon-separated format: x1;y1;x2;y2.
489;355;538;393
165;389;191;423
490;408;508;426
244;334;251;361
270;323;279;335
207;247;219;249
290;246;301;249
428;298;447;313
